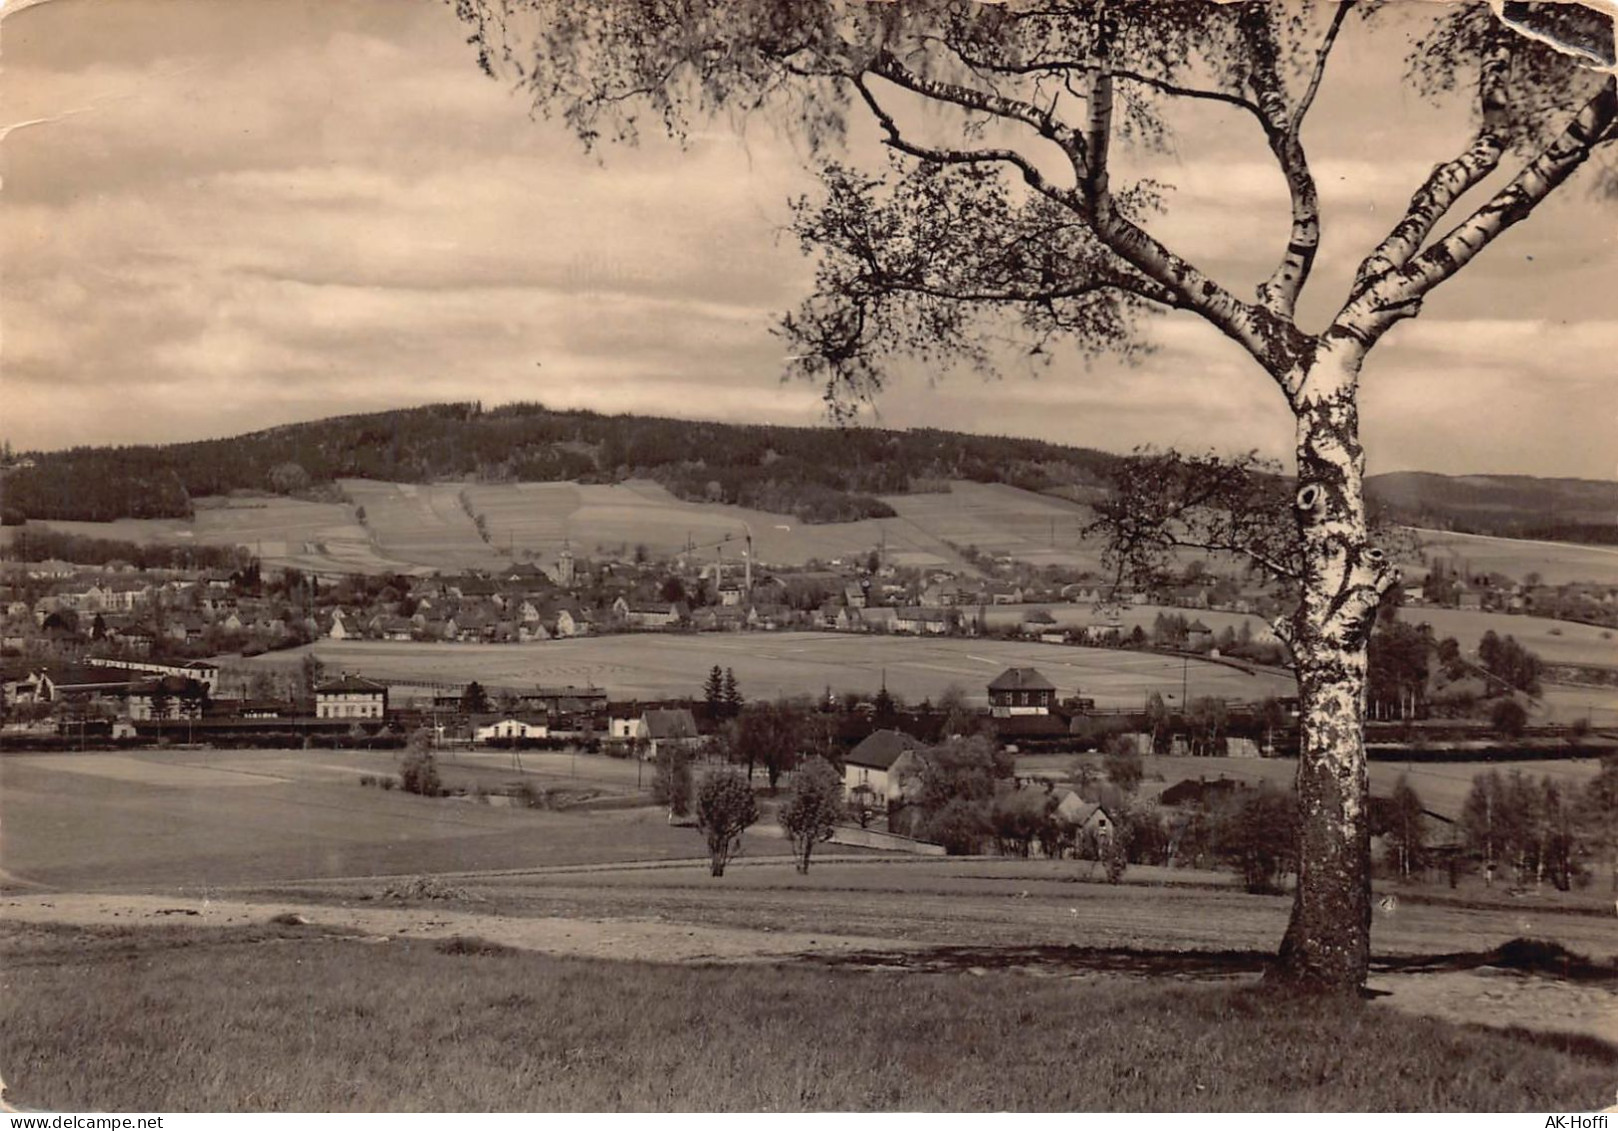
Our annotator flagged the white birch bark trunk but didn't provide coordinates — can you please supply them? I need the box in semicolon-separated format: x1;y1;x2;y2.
1275;339;1395;990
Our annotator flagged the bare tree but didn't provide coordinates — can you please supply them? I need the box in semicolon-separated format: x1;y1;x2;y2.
456;0;1617;990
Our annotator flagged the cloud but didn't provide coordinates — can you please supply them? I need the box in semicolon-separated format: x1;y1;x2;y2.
1;0;1610;485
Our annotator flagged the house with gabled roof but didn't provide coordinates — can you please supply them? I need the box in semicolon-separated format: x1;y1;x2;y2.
1054;792;1118;842
518;620;551;643
894;607;954;635
614;599;685;629
476;716;549;742
638;707;701;760
988;668;1057;717
843;728;928;805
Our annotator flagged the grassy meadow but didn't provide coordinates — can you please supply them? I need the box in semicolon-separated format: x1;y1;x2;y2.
2;919;1613;1112
0;747;719;892
1410;528;1618;587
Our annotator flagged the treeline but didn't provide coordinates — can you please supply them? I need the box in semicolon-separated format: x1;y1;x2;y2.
1366;617;1544;722
1;527;253;572
1;452;191;524
2;402;1118;526
1512;523;1618;546
1457;764;1616;891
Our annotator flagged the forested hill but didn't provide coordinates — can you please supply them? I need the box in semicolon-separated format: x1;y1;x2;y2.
0;402;1116;525
3;402;1611;544
1364;472;1618;545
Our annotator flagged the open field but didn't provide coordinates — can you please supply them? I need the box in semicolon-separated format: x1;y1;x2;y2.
1541;685;1618;727
5;746;1613;963
341;479;504;572
4;921;1612;1112
0;747;718;893
1393;605;1617;668
1408;527;1618;587
462;479;977;572
10;495;418;576
880;481;1108;570
12;475;1618;587
240;632;1299;707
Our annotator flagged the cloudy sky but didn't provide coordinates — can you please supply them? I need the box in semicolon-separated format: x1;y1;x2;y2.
2;0;1614;479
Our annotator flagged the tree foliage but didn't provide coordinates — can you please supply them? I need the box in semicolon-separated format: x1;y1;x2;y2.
1576;757;1618;893
1462;768;1582;890
696;767;760;876
1214;785;1300;894
1382;775;1426;881
399;731;443;797
461;680;491;715
652;744;695;818
1478;631;1544;696
778;755;845;873
1102;733;1144;793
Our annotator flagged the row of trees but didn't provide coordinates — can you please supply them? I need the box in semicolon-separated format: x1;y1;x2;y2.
1367;617;1546;722
0;528;253;572
1459;764;1617;892
654;755;847;876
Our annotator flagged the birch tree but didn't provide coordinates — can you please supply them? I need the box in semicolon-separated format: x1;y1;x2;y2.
455;0;1617;990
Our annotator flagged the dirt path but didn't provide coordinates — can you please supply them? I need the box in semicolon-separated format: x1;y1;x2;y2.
5;890;1614;1049
1366;968;1618;1047
0;891;919;964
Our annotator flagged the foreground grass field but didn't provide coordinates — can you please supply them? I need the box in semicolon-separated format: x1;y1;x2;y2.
1;920;1612;1112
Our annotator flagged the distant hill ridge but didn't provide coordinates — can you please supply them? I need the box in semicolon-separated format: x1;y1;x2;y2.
0;402;1116;527
2;403;1612;545
1367;472;1618;544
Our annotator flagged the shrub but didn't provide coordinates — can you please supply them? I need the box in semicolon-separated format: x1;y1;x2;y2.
435;935;515;957
924;796;991;856
1103;822;1130;884
1102;733;1144;793
399;747;442;797
1490;698;1529;738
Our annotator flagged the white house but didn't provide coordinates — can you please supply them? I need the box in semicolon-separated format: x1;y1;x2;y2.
314;675;387;719
842;729;927;805
476;717;549;741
